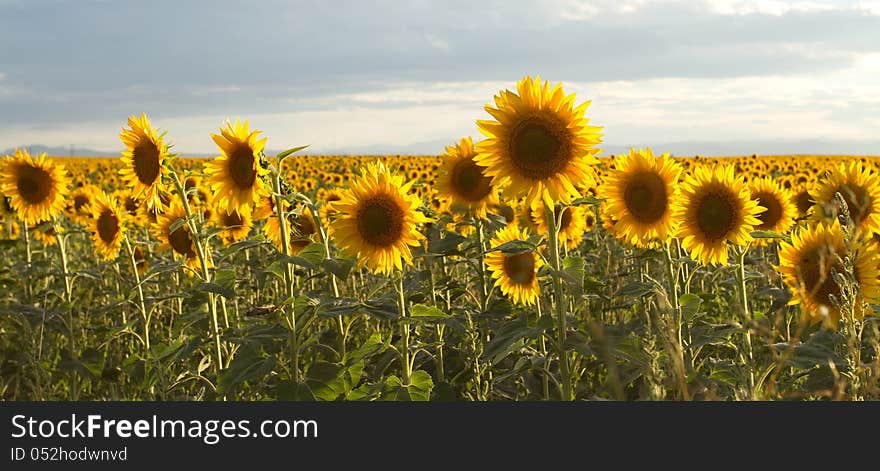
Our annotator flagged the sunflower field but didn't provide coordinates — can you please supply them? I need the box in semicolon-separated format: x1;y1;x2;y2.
2;76;880;401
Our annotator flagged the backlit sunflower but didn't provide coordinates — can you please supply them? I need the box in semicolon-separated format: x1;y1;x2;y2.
475;76;602;208
264;203;318;255
90;191;125;260
30;220;60;246
211;205;252;246
151;202;203;272
317;188;343;223
119;114;170;209
778;220;880;328
811;162;880;236
673;165;764;265
600;148;680;248
436;137;498;218
531;204;587;248
748;177;796;243
485;224;543;306
329;161;429;275
0;149;70;224
67;185;98;226
205;120;270;215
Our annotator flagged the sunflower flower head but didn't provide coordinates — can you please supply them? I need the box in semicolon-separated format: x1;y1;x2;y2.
485;224;544;306
475;76;602;209
436;136;498;218
673;164;764;265
329;161;430;275
205;120;270;216
0;149;70;225
119;114;170;210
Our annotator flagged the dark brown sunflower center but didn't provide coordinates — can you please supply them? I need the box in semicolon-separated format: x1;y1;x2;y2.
550;205;573;231
503;253;536;285
16;164;52;204
796;190;813;216
623;171;668;224
754;191;782;230
73;195;90;212
695;190;739;242
357;195;404;247
168;225;196;258
222;211;244;228
228;144;257;189
451;158;492;202
498;205;515;225
800;245;845;308
132;140;161;185
508;117;571;180
96;210;119;244
832;184;869;225
124;196;139;215
585;213;595;228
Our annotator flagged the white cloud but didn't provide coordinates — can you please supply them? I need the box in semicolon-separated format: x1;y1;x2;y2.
704;0;837;16
424;33;451;52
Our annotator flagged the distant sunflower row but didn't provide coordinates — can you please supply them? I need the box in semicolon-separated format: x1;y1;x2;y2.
3;77;880;332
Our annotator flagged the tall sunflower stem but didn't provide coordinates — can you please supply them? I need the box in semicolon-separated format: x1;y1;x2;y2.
272;165;299;382
55;225;79;400
123;234;150;350
313;202;346;357
545;202;572;401
170;171;223;374
396;272;413;384
22;222;33;302
664;240;689;400
735;245;756;400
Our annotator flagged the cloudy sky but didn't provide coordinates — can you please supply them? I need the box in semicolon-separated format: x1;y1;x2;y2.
1;0;879;156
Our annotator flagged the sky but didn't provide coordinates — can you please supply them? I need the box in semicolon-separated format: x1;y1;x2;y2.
1;0;880;156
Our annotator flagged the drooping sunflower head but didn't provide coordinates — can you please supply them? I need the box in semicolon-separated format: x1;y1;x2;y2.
485;224;544;306
205;120;269;215
811;161;880;236
67;184;99;226
90;190;125;261
211;203;252;247
436;136;498;218
777;220;880;329
530;204;587;248
748;177;797;244
329;161;430;275
30;219;61;246
262;202;318;255
151;202;202;273
600;148;681;248
0;149;70;224
673;164;765;265
475;76;603;208
119;114;170;209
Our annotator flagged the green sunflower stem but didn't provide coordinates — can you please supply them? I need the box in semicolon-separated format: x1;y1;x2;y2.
396;272;413;385
123;234;150;350
55;224;79;400
170;171;223;375
272;164;299;383
734;244;756;400
312;200;346;357
665;240;689;400
545;202;573;401
22;221;32;302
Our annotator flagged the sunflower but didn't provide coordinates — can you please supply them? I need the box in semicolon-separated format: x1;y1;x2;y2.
264;203;318;255
90;191;125;260
600;148;680;248
211;204;252;246
792;183;814;219
531;204;587;248
67;184;98;226
475;76;602;208
811;162;880;236
485;224;543;306
748;177;797;242
673;165;764;265
151;202;203;272
0;149;70;224
329;161;429;275
119;114;170;209
778;220;880;328
436;137;498;218
30;220;60;246
317;187;344;223
205;120;270;216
